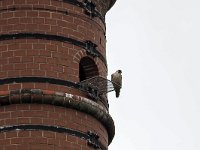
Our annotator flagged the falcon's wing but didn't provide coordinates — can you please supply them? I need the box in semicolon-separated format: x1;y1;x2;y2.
111;72;122;98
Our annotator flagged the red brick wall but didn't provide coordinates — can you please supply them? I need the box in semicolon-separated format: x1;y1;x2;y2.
0;0;115;149
0;0;107;83
0;104;108;150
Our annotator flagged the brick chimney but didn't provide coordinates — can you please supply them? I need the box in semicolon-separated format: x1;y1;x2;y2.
0;0;116;149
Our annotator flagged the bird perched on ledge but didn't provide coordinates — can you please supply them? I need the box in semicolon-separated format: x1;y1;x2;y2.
111;70;122;98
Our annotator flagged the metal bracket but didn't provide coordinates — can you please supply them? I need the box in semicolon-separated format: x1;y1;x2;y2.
79;76;119;95
87;131;100;149
83;0;97;17
81;84;99;101
79;76;121;105
85;40;98;57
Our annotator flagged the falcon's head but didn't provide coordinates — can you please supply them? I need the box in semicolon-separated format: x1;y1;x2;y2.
117;70;122;74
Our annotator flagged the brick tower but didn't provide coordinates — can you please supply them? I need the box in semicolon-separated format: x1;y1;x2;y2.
0;0;116;149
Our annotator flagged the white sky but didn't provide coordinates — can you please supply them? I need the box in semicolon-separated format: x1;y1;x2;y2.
106;0;200;150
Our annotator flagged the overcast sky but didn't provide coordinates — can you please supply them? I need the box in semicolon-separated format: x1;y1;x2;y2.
106;0;200;150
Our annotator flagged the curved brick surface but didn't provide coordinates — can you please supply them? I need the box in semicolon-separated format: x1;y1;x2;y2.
0;104;108;149
0;0;116;149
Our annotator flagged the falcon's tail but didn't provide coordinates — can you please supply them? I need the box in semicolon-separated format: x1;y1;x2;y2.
115;89;120;98
116;93;119;98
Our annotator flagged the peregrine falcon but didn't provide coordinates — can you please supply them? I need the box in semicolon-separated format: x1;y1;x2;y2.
111;70;122;98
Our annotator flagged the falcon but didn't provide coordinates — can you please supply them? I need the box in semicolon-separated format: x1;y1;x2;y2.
111;70;122;98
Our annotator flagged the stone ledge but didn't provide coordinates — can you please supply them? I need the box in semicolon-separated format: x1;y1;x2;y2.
0;89;115;144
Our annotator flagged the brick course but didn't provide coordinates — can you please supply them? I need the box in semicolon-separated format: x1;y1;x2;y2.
0;104;108;150
0;0;116;149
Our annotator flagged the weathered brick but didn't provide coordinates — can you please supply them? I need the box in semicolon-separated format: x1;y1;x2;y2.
0;0;112;149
